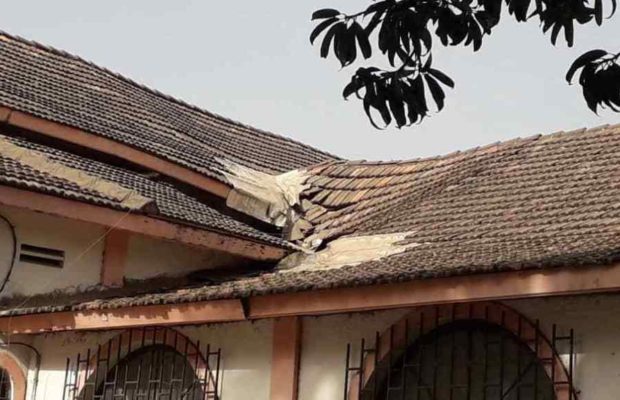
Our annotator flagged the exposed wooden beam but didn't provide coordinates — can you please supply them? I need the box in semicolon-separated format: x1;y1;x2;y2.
0;185;287;261
270;317;302;400
0;107;231;198
101;230;131;287
3;263;620;334
0;299;245;334
248;263;620;318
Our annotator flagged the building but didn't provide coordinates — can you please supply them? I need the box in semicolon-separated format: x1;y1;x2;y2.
0;30;619;400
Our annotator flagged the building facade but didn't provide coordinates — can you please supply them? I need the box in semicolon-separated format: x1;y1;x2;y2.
0;31;619;400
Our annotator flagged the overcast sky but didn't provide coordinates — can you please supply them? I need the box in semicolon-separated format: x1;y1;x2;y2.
1;1;619;160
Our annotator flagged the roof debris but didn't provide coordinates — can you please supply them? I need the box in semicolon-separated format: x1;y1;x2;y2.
0;136;153;210
277;232;421;272
217;158;310;228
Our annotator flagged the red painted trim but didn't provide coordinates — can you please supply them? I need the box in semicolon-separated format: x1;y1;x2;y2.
0;351;27;400
0;185;287;261
270;317;302;400
1;107;231;198
101;230;130;287
0;299;246;334
345;301;575;400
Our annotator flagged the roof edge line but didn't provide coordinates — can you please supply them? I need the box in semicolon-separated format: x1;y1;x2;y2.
2;261;620;332
0;106;232;198
0;184;288;261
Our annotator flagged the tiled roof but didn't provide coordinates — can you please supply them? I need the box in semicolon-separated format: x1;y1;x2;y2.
0;31;337;181
3;124;620;316
0;132;290;248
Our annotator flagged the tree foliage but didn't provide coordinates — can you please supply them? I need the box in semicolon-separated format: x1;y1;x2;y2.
310;0;619;129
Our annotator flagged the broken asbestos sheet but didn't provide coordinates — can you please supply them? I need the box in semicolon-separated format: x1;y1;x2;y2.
217;158;310;227
277;231;421;272
0;137;153;210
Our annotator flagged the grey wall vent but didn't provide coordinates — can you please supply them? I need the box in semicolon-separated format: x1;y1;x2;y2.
19;244;65;268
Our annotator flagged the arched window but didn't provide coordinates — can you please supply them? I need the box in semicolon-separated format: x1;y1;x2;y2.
63;327;221;400
366;321;554;400
88;345;203;400
0;368;11;400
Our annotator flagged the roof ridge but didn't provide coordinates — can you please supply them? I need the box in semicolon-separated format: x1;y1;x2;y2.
306;123;620;171
0;30;339;160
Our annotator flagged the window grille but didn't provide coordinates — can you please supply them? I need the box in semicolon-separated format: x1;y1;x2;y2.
0;368;11;400
344;305;576;400
63;327;221;400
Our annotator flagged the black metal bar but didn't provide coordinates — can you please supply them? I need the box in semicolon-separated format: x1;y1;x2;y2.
344;343;351;400
466;310;473;400
358;338;365;398
63;357;71;400
517;315;522;400
551;324;557;387
449;305;456;400
433;307;439;400
569;328;574;400
499;311;505;398
483;306;489;400
215;348;221;400
415;312;424;400
534;320;539;400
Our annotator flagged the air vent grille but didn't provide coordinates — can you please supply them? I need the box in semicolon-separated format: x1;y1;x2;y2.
19;244;65;268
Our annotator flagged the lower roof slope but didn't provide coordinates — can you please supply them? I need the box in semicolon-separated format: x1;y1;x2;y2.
2;123;620;316
0;131;289;248
0;31;337;182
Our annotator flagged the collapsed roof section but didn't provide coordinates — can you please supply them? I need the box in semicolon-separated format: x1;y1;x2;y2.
221;123;620;274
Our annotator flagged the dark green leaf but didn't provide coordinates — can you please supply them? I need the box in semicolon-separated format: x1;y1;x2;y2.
595;0;603;24
425;75;446;111
566;49;608;82
353;23;372;59
312;9;340;20
428;68;455;88
310;18;337;44
320;24;339;58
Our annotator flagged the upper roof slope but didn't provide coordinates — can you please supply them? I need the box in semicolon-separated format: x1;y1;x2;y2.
0;31;337;181
297;124;620;250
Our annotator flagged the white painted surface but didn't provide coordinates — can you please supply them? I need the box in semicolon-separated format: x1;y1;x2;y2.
125;234;242;280
23;321;272;400
0;206;248;298
0;205;104;298
180;321;273;400
4;292;620;400
298;309;409;400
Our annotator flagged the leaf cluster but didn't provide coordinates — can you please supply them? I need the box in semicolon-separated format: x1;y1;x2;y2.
567;50;620;112
311;0;618;128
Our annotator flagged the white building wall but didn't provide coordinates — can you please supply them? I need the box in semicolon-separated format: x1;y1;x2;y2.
0;205;104;298
4;292;620;400
124;234;242;280
296;294;620;400
24;321;272;400
0;206;247;298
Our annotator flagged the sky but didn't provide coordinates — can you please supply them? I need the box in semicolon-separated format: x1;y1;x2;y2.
0;1;618;161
